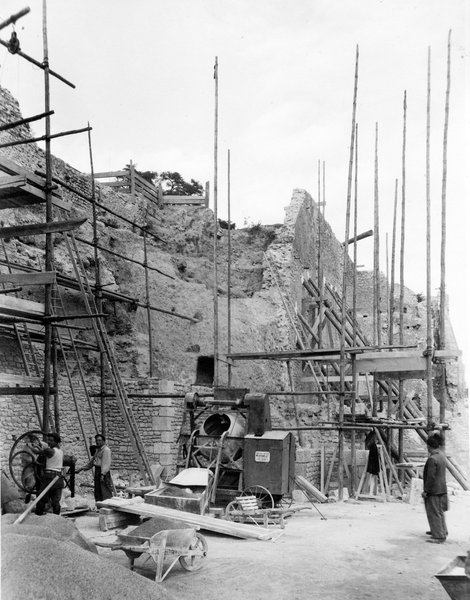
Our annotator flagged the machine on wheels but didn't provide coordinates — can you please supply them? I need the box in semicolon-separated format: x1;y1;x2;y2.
176;387;296;521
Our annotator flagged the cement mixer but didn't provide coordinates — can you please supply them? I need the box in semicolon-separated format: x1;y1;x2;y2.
176;387;295;509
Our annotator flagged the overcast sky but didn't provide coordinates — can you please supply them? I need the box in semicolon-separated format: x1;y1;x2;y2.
0;0;469;365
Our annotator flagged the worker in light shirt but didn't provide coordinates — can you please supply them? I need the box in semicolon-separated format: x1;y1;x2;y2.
29;432;64;515
76;433;113;502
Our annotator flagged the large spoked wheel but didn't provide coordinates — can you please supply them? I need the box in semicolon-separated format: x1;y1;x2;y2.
179;532;208;571
9;430;43;493
224;499;244;522
241;485;274;509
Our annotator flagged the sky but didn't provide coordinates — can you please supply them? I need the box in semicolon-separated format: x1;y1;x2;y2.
0;0;469;368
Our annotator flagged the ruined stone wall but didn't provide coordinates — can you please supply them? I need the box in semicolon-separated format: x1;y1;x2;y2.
1;84;468;492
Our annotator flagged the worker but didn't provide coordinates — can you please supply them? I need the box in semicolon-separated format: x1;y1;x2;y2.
365;430;380;495
76;433;113;502
29;432;64;516
422;432;448;543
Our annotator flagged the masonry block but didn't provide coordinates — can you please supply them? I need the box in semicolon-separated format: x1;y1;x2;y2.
159;380;175;394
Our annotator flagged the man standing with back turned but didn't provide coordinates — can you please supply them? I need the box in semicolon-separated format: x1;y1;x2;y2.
422;432;448;544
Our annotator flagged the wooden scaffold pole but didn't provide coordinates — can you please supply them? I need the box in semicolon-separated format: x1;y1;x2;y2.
351;123;359;493
316;159;326;348
87;126;106;434
439;30;452;435
387;179;399;483
372;122;381;417
425;47;433;429
42;0;54;433
339;44;359;500
213;57;219;387
398;90;407;471
227;149;233;386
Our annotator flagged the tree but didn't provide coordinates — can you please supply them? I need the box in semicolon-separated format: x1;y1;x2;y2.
159;171;203;196
120;165;203;196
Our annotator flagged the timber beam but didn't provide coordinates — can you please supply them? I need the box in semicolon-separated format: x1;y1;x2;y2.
0;218;87;239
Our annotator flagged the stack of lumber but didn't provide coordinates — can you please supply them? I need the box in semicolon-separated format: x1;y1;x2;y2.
98;507;140;531
97;498;277;540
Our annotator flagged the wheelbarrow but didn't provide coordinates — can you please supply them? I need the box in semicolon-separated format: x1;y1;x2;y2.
96;516;208;582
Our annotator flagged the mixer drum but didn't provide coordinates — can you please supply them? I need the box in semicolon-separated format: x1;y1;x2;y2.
200;411;245;464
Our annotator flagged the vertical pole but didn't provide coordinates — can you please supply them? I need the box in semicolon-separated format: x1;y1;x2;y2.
398;91;407;471
439;30;452;434
42;0;53;433
388;179;398;472
213;57;219;387
316;159;323;348
143;228;153;378
130;159;135;200
287;361;303;447
351;123;359;493
227;149;232;386
318;161;326;347
373;123;381;348
339;45;359;501
389;179;398;349
372;123;380;418
88;127;105;434
425;47;433;429
53;330;59;434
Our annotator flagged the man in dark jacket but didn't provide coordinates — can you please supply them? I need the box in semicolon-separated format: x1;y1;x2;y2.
422;432;448;543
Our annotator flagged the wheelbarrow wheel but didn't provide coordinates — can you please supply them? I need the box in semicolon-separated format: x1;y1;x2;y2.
224;499;243;522
179;532;207;572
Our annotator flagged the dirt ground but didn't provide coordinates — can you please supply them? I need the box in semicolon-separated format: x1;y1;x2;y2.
75;492;470;600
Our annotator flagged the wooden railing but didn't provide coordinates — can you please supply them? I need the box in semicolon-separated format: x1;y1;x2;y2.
94;162;209;208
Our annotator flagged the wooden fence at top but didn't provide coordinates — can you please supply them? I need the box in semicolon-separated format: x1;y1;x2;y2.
94;162;209;208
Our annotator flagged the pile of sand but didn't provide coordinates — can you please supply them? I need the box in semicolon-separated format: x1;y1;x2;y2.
1;515;176;600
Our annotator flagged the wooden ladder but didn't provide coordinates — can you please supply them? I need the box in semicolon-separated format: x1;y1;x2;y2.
62;228;155;484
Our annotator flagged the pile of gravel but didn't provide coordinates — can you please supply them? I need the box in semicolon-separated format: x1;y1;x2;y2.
1;513;97;553
1;532;176;600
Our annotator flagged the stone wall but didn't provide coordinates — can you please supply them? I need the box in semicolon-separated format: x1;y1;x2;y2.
1;84;468;493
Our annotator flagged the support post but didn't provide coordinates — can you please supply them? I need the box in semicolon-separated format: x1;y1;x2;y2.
425;47;433;428
213;57;219;387
42;0;53;433
339;45;359;500
439;30;452;435
227;149;232;386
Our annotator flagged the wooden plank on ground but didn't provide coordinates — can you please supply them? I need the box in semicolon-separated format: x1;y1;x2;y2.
0;295;45;318
96;499;276;540
0;271;56;285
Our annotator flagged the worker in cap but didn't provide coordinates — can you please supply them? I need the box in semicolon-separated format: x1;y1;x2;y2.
422;432;448;543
